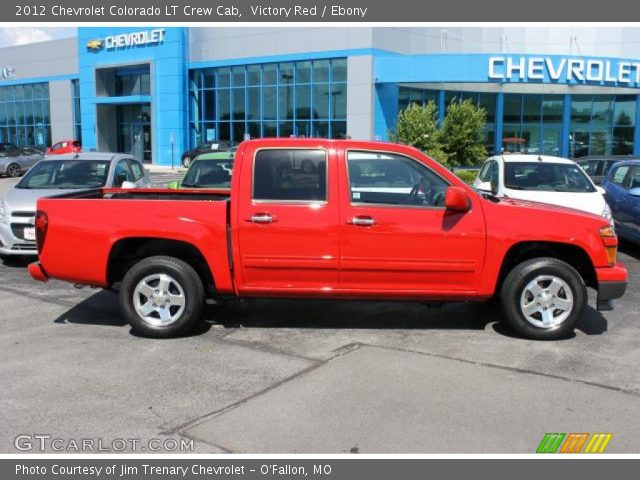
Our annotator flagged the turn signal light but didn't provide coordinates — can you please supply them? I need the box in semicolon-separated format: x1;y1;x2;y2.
600;226;617;265
600;226;616;238
35;210;48;254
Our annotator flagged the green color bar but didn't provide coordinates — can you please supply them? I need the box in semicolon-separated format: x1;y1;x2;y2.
537;433;566;453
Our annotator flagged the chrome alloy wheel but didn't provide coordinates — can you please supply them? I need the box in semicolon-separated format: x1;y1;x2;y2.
520;275;574;329
132;273;186;326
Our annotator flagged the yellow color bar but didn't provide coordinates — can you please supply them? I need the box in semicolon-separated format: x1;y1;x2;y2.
585;433;613;453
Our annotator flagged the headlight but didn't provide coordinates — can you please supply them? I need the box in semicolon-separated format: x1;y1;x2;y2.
602;202;613;225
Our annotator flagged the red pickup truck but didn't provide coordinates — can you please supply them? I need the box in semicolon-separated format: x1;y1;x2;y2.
28;139;627;340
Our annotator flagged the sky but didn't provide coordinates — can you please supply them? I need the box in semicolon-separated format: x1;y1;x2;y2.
0;27;77;48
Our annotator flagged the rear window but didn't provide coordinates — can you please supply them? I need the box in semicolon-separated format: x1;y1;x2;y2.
253;149;326;201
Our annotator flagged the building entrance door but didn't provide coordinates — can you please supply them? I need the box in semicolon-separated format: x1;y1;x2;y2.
132;122;152;163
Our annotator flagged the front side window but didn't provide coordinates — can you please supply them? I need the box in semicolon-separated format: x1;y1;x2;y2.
347;151;449;207
578;160;598;176
114;160;132;186
628;166;640;190
253;149;326;201
477;161;493;182
611;166;630;188
129;159;144;181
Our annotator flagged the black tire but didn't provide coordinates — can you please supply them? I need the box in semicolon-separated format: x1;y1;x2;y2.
500;257;587;340
6;163;21;177
119;256;205;338
182;156;191;168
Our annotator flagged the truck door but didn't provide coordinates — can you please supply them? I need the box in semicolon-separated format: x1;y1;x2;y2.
234;147;340;292
338;149;486;296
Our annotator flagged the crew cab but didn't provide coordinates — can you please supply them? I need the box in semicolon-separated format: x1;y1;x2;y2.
28;139;627;340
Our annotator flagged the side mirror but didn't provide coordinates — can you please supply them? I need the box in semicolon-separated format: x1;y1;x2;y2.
445;186;471;212
629;187;640;197
596;186;606;195
120;181;137;189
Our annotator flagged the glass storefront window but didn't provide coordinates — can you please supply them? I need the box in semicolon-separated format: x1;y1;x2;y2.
189;58;347;144
0;82;50;147
570;94;637;157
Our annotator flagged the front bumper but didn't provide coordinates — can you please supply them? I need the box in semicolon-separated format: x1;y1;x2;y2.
595;262;628;311
0;221;37;256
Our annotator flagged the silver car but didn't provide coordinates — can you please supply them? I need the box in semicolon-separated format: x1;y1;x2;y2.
0;147;44;177
0;153;150;256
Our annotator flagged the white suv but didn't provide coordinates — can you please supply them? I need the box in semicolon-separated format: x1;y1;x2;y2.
473;154;612;222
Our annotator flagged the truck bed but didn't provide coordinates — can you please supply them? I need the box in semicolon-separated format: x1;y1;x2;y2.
35;188;234;292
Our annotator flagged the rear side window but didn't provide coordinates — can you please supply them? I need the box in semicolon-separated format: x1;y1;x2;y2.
253;149;326;201
578;160;598;175
611;166;630;188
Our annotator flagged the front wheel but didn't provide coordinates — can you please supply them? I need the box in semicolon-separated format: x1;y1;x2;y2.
119;256;205;338
500;257;587;340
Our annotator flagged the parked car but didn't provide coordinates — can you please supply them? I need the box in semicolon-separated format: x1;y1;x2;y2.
29;139;626;340
168;151;234;190
602;160;640;244
181;141;233;168
0;142;20;155
0;147;44;177
474;154;612;222
0;153;149;257
46;140;81;155
577;156;635;185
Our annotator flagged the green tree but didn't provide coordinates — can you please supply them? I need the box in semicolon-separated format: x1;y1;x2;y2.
439;99;487;167
390;102;448;165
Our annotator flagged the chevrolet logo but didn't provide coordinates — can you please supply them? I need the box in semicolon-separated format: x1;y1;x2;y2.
86;39;103;50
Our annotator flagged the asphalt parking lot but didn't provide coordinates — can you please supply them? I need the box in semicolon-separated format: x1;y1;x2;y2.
1;173;640;453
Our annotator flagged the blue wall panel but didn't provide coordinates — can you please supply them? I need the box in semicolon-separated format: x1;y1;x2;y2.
78;27;188;166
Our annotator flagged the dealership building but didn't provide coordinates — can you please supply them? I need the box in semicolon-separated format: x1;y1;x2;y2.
1;27;640;165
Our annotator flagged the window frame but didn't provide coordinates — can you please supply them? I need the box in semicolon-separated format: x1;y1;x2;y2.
345;149;451;210
251;147;329;205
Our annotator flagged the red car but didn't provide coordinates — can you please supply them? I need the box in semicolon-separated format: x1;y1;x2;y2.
46;140;81;155
29;138;627;340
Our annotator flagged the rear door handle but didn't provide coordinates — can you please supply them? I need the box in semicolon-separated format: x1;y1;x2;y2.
249;213;273;224
348;215;375;226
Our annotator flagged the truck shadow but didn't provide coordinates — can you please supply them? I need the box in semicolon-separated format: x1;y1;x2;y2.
619;240;640;261
52;291;608;339
215;298;608;339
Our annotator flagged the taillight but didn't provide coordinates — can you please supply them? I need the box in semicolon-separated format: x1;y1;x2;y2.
35;210;48;253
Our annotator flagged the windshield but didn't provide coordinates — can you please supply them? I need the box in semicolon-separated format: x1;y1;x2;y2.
181;158;233;188
16;160;111;189
504;162;596;193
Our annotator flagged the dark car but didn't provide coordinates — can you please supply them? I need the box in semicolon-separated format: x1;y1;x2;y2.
578;156;637;185
181;141;233;168
602;159;640;245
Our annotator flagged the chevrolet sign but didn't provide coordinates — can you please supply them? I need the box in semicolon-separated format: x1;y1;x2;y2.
104;29;165;50
489;56;640;86
86;39;103;50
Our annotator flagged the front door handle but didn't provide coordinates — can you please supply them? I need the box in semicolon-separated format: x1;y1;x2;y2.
348;215;375;226
249;213;273;224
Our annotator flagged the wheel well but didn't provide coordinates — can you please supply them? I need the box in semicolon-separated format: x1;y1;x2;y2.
496;241;597;292
107;238;214;293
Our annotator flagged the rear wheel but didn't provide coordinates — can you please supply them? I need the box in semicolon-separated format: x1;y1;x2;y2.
6;163;21;177
119;256;205;338
500;257;586;340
